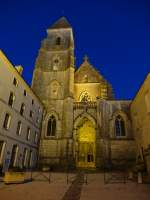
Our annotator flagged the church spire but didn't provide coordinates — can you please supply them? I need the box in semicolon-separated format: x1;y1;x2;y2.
48;17;72;29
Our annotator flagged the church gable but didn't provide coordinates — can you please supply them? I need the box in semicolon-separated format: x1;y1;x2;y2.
75;56;105;84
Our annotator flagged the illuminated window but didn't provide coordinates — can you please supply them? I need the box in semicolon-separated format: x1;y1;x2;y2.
8;92;15;107
47;115;56;136
115;115;126;137
3;113;11;130
20;103;25;116
16;121;22;135
56;37;61;45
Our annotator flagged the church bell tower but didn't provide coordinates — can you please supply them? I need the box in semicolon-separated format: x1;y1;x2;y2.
32;17;75;100
32;17;75;167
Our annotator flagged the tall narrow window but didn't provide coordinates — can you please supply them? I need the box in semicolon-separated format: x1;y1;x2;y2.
34;132;38;144
8;92;15;107
47;115;56;136
115;115;126;137
22;148;28;168
3;113;11;130
30;110;33;118
0;141;6;165
16;121;22;135
9;145;18;168
20;103;25;116
28;150;32;168
56;37;61;45
26;127;31;141
32;99;34;105
24;90;27;96
13;78;18;86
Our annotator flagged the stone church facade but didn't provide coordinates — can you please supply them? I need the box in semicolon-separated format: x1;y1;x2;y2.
32;17;136;169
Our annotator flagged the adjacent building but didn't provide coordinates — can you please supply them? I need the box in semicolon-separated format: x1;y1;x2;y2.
131;73;150;174
0;50;43;172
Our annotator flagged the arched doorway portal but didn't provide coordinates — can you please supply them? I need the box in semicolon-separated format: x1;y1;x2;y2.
74;117;96;168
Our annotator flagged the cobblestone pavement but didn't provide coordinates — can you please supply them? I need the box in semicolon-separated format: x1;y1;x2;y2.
81;173;150;200
0;172;150;200
0;172;71;200
62;171;84;200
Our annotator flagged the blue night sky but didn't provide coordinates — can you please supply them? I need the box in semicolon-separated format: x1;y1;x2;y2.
0;0;150;100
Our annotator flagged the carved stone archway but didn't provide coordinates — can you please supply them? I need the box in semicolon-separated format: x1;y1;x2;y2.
73;114;96;168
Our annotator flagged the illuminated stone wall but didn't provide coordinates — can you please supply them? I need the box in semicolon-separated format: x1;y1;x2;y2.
31;17;136;170
131;73;150;174
0;50;43;172
74;57;113;101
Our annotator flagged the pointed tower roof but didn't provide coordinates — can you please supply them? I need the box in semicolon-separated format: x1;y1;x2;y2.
49;17;71;29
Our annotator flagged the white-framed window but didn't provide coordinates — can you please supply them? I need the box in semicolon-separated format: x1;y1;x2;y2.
36;117;40;124
26;127;31;141
32;99;34;105
20;103;25;116
34;132;38;144
0;141;6;165
3;113;11;130
28;150;32;168
22;148;28;168
8;92;15;107
30;110;33;118
10;144;19;167
24;90;27;96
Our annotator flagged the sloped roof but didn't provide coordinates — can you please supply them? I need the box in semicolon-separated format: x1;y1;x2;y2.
75;56;106;83
48;17;72;29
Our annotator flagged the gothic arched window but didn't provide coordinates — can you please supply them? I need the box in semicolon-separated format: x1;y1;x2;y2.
56;37;61;45
47;115;56;136
115;115;126;137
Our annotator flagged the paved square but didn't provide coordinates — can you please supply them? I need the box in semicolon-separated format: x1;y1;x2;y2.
0;172;150;200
